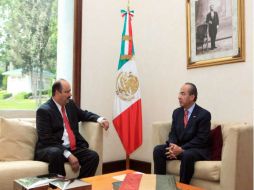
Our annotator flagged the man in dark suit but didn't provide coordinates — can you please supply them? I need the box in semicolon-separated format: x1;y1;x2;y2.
206;4;219;50
153;82;211;184
35;79;109;178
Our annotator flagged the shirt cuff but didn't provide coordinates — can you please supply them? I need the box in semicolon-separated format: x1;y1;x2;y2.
63;150;72;158
97;117;105;123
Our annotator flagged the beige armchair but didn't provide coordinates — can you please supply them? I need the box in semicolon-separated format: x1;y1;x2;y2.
152;121;253;190
0;117;103;190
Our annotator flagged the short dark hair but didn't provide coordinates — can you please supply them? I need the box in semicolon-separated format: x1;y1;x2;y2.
52;79;65;96
185;82;198;102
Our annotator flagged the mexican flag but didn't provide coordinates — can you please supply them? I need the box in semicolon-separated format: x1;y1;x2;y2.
113;9;142;155
117;174;178;190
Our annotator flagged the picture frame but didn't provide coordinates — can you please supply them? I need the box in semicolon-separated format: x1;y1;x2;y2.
186;0;245;69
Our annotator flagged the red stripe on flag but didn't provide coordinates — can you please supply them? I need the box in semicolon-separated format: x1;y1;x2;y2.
128;14;133;55
113;99;142;155
119;174;143;190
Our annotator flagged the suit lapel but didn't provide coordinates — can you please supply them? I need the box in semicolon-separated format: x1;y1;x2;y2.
178;108;186;140
181;108;185;128
49;98;63;122
65;103;74;130
65;105;71;122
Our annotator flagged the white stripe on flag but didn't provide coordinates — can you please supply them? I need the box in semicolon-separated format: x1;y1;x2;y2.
124;14;129;55
113;59;141;117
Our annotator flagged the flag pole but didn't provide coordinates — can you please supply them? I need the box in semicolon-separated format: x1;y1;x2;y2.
127;0;130;11
125;0;130;170
126;154;130;169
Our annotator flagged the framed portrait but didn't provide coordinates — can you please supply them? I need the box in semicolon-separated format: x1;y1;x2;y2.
186;0;245;69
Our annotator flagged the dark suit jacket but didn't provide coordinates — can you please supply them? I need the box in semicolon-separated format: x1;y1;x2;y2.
206;11;219;36
166;104;211;159
35;98;100;153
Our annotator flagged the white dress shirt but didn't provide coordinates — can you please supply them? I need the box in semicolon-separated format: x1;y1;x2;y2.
185;103;196;120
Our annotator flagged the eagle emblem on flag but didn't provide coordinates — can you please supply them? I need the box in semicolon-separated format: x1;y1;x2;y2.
116;71;139;101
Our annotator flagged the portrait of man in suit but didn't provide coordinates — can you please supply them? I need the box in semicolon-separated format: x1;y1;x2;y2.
190;0;242;65
206;4;219;50
34;79;109;178
153;82;211;184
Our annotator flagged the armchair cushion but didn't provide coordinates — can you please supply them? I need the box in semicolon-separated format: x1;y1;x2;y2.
0;117;36;161
210;125;223;160
167;160;221;181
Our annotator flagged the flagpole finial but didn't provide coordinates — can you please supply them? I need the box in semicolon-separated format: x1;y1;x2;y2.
127;0;130;11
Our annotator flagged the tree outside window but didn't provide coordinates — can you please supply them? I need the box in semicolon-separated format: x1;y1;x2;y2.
0;0;58;109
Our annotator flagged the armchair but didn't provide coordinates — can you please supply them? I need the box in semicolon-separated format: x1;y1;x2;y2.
0;117;103;190
152;121;253;190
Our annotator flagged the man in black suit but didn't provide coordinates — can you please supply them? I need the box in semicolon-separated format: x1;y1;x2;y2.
35;79;109;178
153;82;211;184
206;4;219;50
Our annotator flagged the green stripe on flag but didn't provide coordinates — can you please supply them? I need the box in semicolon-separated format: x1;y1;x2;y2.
118;59;128;70
118;14;128;70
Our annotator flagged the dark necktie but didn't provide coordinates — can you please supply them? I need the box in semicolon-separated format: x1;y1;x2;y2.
184;110;189;127
61;106;76;150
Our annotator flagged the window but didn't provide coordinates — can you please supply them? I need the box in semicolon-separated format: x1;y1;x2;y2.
0;0;82;110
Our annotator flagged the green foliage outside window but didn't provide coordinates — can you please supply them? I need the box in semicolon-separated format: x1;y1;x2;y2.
0;0;57;109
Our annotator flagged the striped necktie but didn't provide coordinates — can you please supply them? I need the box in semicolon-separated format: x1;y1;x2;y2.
184;110;189;127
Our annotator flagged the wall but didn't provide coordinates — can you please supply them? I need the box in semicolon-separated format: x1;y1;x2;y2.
81;0;253;162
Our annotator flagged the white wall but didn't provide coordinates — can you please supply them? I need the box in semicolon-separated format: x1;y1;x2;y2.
81;0;253;163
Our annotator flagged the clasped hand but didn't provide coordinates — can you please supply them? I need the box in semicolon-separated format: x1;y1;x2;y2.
165;143;184;159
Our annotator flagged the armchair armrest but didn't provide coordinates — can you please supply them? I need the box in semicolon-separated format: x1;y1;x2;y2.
152;121;171;173
79;122;103;175
220;124;253;190
152;121;172;146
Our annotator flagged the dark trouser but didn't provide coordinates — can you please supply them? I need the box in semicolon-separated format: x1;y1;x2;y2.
209;29;217;49
153;144;204;184
35;146;99;178
210;35;216;48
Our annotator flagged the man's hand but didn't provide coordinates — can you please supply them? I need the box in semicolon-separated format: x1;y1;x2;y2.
100;119;109;131
166;144;176;159
68;154;80;172
171;143;184;156
165;143;184;159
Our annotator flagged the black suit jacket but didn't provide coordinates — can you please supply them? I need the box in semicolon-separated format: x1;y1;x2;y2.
167;104;211;159
35;98;100;153
206;11;219;36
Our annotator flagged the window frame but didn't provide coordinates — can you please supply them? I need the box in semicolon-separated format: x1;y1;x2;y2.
72;0;82;107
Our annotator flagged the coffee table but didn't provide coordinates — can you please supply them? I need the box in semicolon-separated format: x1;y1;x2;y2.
83;170;204;190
